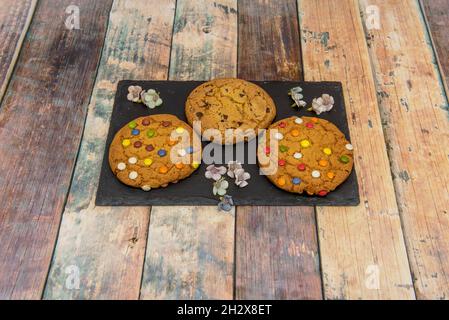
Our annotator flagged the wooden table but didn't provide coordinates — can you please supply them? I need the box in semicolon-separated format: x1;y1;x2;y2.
0;0;448;300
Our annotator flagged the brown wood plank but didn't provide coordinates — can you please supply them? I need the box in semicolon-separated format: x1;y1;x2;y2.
0;0;37;101
360;0;449;300
236;0;322;300
298;0;415;299
420;0;449;93
0;0;112;300
139;0;237;300
43;0;175;299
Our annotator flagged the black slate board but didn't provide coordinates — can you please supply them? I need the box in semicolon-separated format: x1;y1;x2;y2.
96;80;359;206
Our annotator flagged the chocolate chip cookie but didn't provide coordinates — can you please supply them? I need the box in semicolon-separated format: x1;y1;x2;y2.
185;78;276;144
109;114;201;191
258;116;354;196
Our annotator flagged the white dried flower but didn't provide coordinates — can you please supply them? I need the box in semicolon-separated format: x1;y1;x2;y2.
205;165;227;181
227;161;243;178
234;168;250;188
312;94;334;115
141;89;163;109
127;85;143;103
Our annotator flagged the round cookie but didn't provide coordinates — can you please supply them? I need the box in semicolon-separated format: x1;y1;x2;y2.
109;114;201;191
185;78;276;144
258;116;354;196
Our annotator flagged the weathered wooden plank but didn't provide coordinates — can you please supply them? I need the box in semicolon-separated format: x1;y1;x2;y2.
0;0;37;101
298;0;415;299
360;0;449;300
420;0;449;94
0;0;112;300
139;0;237;300
236;0;322;300
43;0;175;300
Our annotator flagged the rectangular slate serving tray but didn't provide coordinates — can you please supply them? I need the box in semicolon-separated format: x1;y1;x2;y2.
96;80;359;206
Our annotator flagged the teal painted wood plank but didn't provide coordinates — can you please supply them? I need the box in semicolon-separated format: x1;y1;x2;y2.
44;0;176;300
140;0;237;300
0;0;112;300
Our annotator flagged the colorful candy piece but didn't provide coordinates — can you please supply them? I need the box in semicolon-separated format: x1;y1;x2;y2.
277;177;286;186
129;171;138;180
305;122;314;129
128;121;137;129
323;147;332;155
191;161;200;169
128;157;137;164
117;162;126;171
134;141;142;148
297;163;306;171
159;166;168;174
142;118;150;126
279;145;289;153
175;163;184;169
146;129;156;138
311;170;321;178
122;139;131;147
319;160;328;167
294;117;303;124
327;172;335;179
279;122;287;128
162;121;171;127
186;146;194;154
264;146;271;154
292;177;301;185
340;155;350;164
131;129;140;135
144;158;153;166
300;140;311;148
278;159;286;166
311;117;319;123
158;149;167;157
318;190;328;196
345;143;354;151
294;152;303;159
274;132;284;140
175;127;185;134
146;144;154;152
291;129;300;137
141;185;151;191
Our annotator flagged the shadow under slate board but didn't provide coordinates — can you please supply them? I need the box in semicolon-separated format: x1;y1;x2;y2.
96;80;359;206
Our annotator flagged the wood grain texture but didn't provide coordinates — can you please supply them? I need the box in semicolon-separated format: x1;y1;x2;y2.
0;0;37;101
43;0;175;300
420;0;449;94
0;0;112;300
139;0;237;300
236;0;322;300
298;0;415;299
360;0;449;300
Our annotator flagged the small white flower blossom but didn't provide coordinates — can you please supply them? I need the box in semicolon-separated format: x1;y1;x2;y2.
227;161;243;178
312;94;334;115
234;168;251;188
141;89;163;109
289;86;307;108
127;85;143;103
205;165;227;181
213;178;229;196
